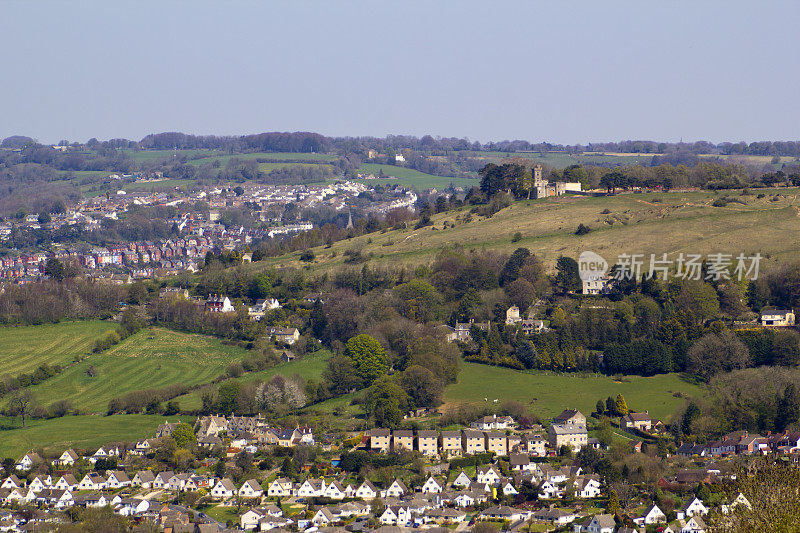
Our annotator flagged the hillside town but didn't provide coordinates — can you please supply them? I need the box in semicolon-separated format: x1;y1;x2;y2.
0;406;795;532
0;179;419;283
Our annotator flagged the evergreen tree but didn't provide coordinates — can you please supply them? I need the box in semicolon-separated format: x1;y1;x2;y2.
776;384;800;431
499;248;531;286
681;402;701;436
487;325;504;360
479;340;491;363
555;256;581;293
215;459;227;478
615;394;629;416
606;396;616;415
550;350;564;370
563;348;576;370
280;457;293;475
596;400;605;416
309;299;327;339
515;340;536;369
607;489;621;514
535;349;551;369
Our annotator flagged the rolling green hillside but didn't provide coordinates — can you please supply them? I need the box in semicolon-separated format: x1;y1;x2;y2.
306;364;702;425
174;349;332;410
0;321;117;376
0;414;193;459
445;362;702;422
14;327;249;413
256;188;800;273
188;151;337;167
356;163;479;190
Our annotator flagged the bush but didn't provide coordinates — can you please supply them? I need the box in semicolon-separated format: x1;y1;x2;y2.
414;214;432;229
449;452;494;470
107;398;124;415
163;400;180;416
299;250;315;262
93;331;120;353
226;362;244;378
511;232;522;242
712;197;729;207
48;399;73;418
107;383;190;414
575;223;591;235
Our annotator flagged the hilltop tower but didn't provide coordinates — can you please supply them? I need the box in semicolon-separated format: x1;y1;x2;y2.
533;164;544;186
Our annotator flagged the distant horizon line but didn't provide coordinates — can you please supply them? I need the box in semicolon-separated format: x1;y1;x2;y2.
3;130;800;148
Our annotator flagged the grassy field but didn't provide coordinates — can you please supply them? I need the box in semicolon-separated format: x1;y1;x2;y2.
14;327;249;413
0;321;117;376
356;163;479;190
699;153;799;167
257;162;333;173
0;414;192;459
174;349;332;410
445;362;703;422
255;188;800;273
189;151;337;167
463;151;580;168
60;170;113;180
123;149;216;162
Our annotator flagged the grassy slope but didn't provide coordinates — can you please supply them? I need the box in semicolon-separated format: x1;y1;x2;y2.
174;349;332;410
16;327;249;413
356;163;478;190
0;321;117;376
189;151;337;167
0;414;193;459
254;188;800;273
257;162;333;172
445;362;702;422
123;149;216;162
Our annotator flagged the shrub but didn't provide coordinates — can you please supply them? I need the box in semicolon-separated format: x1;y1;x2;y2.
712;197;729;207
48;399;73;418
575;223;591;235
414;214;432;229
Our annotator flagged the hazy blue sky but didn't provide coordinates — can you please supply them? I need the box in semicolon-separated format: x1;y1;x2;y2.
2;1;798;144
